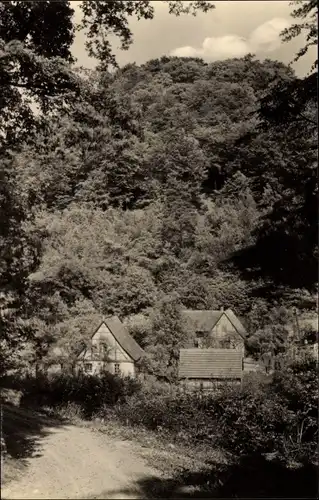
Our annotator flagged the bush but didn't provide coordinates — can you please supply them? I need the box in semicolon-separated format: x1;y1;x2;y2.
17;372;141;418
270;358;318;464
109;388;220;445
242;371;272;393
209;359;318;464
102;361;318;466
208;385;292;456
54;402;84;421
13;358;317;467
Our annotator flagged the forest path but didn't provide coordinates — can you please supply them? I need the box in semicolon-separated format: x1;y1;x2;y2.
2;417;162;499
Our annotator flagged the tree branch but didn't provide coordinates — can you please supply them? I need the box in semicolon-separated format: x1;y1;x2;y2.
298;112;317;126
4;81;77;100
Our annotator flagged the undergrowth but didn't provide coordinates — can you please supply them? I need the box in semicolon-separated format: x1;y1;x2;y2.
3;357;318;474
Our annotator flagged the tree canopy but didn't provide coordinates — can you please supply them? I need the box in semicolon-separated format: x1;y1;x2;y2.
0;0;317;375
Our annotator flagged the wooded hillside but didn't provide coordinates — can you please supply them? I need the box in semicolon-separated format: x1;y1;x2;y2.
0;0;317;378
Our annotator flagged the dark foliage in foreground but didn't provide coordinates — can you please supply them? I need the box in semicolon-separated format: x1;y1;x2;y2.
12;371;141;418
10;357;318;467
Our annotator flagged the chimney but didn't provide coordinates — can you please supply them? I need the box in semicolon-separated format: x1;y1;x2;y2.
220;306;224;312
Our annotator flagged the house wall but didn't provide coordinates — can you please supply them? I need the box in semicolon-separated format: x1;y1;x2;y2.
76;359;135;376
77;323;135;377
181;378;241;392
207;314;245;351
243;358;262;372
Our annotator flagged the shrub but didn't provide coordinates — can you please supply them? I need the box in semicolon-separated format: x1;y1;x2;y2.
270;358;318;464
209;385;292;456
105;365;317;467
209;359;318;464
54;402;84;421
242;371;272;393
109;388;220;445
13;358;317;467
17;372;141;418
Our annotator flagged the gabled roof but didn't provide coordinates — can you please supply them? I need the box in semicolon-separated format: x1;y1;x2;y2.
182;308;247;338
224;309;247;338
90;316;145;362
179;348;243;380
182;310;223;332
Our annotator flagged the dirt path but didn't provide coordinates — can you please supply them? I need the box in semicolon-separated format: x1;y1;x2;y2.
2;423;161;499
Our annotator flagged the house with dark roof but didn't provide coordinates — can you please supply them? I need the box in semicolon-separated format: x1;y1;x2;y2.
76;316;145;377
179;348;243;391
182;307;247;353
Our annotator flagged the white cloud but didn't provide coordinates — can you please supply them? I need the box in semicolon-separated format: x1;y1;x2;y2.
202;35;250;59
170;17;291;61
249;18;290;53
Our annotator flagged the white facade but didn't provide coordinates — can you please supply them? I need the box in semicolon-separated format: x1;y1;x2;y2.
193;313;245;353
211;314;245;351
77;323;136;377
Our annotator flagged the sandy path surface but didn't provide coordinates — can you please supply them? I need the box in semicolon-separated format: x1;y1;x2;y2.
2;424;161;499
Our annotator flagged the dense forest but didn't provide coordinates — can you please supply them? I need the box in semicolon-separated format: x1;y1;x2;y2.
0;0;317;378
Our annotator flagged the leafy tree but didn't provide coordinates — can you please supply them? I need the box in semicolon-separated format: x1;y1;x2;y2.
27;204;161;318
1;2;219;377
0;1;214;139
123;313;153;349
281;0;317;70
44;298;102;371
244;302;317;370
143;56;208;84
259;0;317;130
0;153;41;375
231;111;317;291
80;1;214;68
229;0;318;293
0;1;80;145
5;46;316;377
271;357;318;464
144;295;192;382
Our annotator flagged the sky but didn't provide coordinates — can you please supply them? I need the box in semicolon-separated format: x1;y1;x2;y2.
71;1;315;77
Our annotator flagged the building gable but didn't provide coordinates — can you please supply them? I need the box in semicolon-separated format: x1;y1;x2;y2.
212;313;245;337
224;309;247;338
91;322;114;342
182;309;246;337
183;308;246;350
209;312;245;350
78;316;145;362
182;310;223;332
84;322;131;361
213;313;234;333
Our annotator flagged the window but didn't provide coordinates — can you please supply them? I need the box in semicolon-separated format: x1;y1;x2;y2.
99;342;108;357
84;363;93;373
223;339;231;348
91;344;98;357
114;363;120;375
194;337;203;348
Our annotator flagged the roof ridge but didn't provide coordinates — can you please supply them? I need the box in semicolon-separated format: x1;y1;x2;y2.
103;316;145;361
182;308;222;312
223;309;247;338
